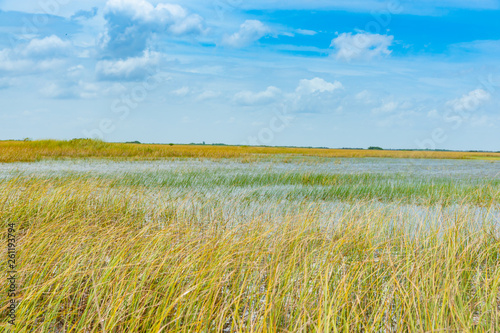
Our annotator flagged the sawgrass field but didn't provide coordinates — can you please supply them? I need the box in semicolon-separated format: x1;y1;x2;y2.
1;140;500;332
2;139;500;163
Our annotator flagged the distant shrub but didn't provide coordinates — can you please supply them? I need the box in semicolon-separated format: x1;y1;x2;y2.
368;146;383;150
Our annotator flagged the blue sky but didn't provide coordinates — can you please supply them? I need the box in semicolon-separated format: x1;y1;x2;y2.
0;0;499;150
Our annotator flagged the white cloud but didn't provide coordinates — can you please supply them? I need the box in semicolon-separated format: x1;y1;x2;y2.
447;89;491;112
38;80;103;99
105;0;188;25
78;81;101;99
0;47;67;73
95;51;160;80
171;86;190;96
288;78;344;114
197;90;220;101
427;109;439;118
68;65;85;72
372;101;398;114
168;13;204;35
22;35;71;58
231;78;342;112
295;29;317;36
222;20;270;48
234;86;281;105
331;32;394;61
296;77;343;94
0;35;72;73
0;49;31;71
66;64;86;79
37;59;67;71
39;83;73;99
355;90;374;104
102;0;205;58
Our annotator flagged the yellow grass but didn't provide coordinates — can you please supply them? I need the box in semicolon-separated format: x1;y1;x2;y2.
1;139;499;163
1;177;499;332
1;140;499;331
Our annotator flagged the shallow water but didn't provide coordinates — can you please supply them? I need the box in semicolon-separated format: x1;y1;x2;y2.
1;158;499;229
1;158;499;179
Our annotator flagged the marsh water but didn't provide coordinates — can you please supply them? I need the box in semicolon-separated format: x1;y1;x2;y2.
1;158;500;179
1;158;499;229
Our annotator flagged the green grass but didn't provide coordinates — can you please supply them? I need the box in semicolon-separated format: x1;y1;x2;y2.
103;170;500;205
468;156;500;161
48;169;498;206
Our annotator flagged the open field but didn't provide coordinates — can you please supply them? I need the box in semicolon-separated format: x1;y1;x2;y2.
2;139;500;163
1;157;500;332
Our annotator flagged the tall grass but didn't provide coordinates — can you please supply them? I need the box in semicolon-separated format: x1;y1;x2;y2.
1;139;500;162
1;176;499;332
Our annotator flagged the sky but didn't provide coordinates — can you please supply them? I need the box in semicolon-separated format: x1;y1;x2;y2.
0;0;499;150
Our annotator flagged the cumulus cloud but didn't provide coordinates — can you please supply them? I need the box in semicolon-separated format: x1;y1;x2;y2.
95;51;160;80
296;77;343;95
101;0;205;58
22;35;72;58
331;32;394;61
447;89;491;112
231;78;342;109
234;86;281;105
222;20;270;48
288;77;344;114
105;0;203;32
0;49;31;71
0;36;70;73
106;0;183;22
